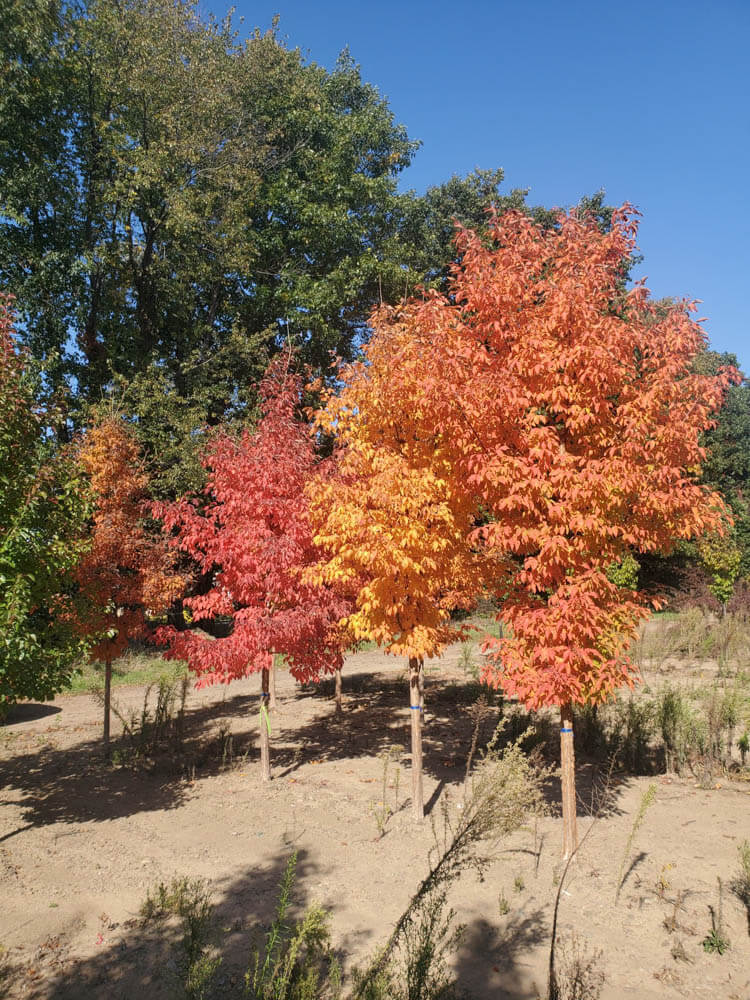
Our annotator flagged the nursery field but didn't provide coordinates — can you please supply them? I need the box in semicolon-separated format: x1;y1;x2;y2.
1;616;750;1000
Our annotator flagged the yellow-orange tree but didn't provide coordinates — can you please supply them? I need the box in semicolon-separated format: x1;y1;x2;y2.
308;323;495;820
338;205;737;854
75;418;184;744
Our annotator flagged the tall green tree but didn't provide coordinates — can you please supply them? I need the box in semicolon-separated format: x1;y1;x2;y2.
1;3;417;398
1;0;618;498
1;1;430;493
699;353;750;579
0;296;90;712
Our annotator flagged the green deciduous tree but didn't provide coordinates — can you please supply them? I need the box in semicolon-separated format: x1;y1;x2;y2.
0;1;422;493
2;1;622;502
0;295;90;712
699;354;750;580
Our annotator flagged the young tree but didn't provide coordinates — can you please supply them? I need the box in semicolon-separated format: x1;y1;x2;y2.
75;418;184;744
698;529;742;614
156;359;351;781
308;329;492;820
338;206;737;854
0;295;90;713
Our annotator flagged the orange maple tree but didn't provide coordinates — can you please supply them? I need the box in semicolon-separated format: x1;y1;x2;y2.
308;326;492;820
344;205;738;853
75;418;184;744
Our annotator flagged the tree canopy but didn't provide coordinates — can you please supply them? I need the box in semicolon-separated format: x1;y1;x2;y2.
2;0;624;499
1;2;414;387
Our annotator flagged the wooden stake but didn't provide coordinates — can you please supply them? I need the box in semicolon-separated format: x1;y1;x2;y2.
260;667;271;781
560;702;578;859
334;667;342;715
103;659;112;746
409;657;424;821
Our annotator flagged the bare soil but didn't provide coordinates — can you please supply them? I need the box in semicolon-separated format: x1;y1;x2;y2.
1;645;749;999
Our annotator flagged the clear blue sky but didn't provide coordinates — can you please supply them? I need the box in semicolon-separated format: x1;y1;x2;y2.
210;0;749;373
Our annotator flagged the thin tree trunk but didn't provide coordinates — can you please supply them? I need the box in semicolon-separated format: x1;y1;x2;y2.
103;659;112;746
334;667;342;715
409;657;424;822
269;660;277;710
560;703;578;859
260;667;271;781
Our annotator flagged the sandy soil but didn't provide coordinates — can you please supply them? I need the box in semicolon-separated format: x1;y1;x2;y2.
1;645;749;999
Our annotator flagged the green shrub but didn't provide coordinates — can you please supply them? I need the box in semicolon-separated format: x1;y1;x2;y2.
246;852;341;1000
141;877;221;999
608;697;655;773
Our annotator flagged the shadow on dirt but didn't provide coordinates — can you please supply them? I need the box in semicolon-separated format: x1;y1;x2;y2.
9;844;551;1000
2;703;62;725
19;847;324;1000
272;670;631;823
0;664;631;841
454;912;549;1000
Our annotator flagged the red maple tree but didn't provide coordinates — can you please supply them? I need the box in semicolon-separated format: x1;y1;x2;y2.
75;418;184;744
156;358;351;780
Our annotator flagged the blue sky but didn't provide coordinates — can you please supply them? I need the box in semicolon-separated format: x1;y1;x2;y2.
212;0;749;373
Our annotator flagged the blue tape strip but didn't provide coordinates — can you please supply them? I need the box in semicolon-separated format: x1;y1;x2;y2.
410;705;424;711
560;727;573;733
260;692;270;699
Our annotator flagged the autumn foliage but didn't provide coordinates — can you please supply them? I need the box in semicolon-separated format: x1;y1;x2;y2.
74;418;184;664
346;206;737;709
156;359;351;688
308;324;489;661
314;206;738;837
307;287;493;821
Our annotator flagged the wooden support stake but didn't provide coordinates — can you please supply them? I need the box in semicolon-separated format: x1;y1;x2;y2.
103;660;112;747
334;667;342;715
260;666;271;781
409;657;424;822
560;702;578;859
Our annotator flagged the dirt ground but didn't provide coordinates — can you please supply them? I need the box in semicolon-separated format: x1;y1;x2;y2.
1;644;749;1000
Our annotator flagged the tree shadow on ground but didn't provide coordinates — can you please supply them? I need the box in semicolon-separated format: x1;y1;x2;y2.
0;664;632;841
0;688;269;836
453;911;549;1000
2;703;62;724
0;736;190;837
270;671;631;823
17;847;325;1000
279;671;502;779
8;843;553;1000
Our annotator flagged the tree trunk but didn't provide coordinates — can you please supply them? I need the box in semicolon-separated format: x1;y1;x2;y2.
260;667;271;781
409;657;424;822
334;667;342;715
269;660;277;710
560;703;578;859
103;659;112;746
